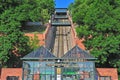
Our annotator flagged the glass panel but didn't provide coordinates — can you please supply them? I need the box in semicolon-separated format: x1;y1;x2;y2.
22;60;95;80
46;75;51;80
23;68;32;80
100;76;111;80
100;77;105;80
41;75;46;80
27;75;33;80
106;76;111;80
23;61;55;80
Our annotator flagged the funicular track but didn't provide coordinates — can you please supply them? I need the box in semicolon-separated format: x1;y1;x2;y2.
52;26;72;58
49;9;74;58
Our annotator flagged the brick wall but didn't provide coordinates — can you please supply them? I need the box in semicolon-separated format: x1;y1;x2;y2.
0;68;22;80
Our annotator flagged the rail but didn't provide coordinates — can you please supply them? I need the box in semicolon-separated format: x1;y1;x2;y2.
52;26;73;57
48;11;75;57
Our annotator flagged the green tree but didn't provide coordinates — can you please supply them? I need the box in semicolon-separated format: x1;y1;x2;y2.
70;0;120;74
0;0;54;67
28;33;40;50
0;20;31;67
40;9;50;25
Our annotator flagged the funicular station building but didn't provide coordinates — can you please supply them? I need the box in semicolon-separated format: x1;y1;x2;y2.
22;8;96;80
21;8;119;80
0;8;118;80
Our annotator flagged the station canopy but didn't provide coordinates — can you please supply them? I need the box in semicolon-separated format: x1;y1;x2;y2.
22;46;57;60
55;8;67;13
22;45;95;61
62;45;95;60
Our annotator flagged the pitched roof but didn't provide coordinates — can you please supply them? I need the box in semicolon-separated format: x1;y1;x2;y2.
62;45;95;59
97;68;118;80
22;46;56;60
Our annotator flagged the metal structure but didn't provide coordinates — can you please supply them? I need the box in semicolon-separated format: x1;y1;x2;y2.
22;46;96;80
51;21;71;26
54;15;68;19
22;8;97;80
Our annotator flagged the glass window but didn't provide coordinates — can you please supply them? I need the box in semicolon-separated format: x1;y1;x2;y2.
100;76;111;80
80;71;90;79
7;76;19;80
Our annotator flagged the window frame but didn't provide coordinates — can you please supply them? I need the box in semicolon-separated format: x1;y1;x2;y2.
7;76;19;80
100;76;111;80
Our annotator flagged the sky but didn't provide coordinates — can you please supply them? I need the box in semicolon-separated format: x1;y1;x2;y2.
55;0;74;8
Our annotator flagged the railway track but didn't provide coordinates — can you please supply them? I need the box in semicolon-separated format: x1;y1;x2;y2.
52;26;72;58
58;27;63;57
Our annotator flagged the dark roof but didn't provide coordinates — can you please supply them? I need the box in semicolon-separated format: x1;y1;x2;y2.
22;46;57;60
55;8;67;13
62;45;95;59
55;8;68;9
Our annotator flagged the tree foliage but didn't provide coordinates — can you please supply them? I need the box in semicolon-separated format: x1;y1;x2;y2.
28;34;40;50
70;0;120;73
0;0;54;67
